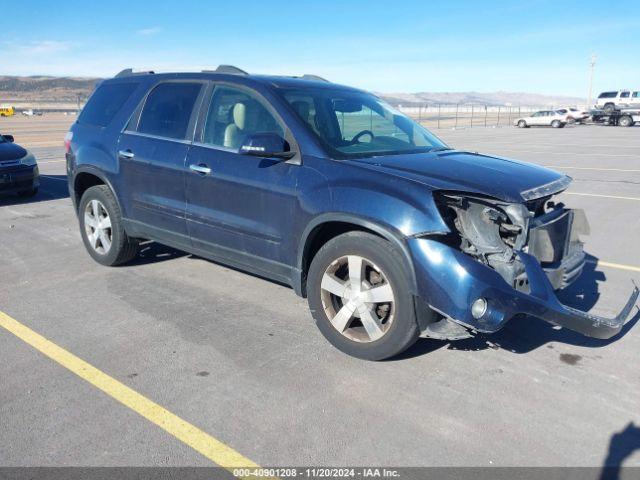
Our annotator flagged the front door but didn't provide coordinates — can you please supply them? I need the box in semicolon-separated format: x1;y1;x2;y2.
118;81;204;241
184;84;300;281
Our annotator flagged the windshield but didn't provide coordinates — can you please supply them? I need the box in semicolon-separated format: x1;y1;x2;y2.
280;87;448;158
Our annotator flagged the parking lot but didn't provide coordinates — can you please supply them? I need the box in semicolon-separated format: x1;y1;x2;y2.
1;114;639;470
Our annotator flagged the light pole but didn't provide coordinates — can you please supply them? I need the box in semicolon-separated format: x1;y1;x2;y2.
587;53;597;109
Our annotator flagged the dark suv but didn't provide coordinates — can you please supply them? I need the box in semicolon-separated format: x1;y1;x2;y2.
66;66;638;360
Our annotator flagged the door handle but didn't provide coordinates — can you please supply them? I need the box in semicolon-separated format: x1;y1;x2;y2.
189;164;212;175
118;149;135;159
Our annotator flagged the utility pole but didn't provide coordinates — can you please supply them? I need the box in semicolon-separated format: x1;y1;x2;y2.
587;53;597;109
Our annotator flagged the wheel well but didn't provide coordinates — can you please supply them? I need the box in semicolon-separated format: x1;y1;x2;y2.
73;173;105;210
300;221;384;296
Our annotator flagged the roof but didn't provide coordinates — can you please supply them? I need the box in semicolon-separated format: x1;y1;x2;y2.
110;67;364;93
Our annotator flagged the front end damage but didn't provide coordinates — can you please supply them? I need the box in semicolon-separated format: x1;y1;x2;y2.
410;178;639;340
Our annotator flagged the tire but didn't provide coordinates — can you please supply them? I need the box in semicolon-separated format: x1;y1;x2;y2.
551;120;561;128
78;185;139;266
307;231;420;360
619;116;634;127
603;103;615;114
17;187;38;197
517;120;527;128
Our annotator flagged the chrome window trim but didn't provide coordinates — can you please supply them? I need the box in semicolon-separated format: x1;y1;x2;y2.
121;130;192;145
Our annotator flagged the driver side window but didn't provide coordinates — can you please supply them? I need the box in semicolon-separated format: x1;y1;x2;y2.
337;105;409;143
202;86;284;150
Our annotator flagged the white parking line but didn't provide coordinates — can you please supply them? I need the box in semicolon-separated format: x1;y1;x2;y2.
565;192;640;201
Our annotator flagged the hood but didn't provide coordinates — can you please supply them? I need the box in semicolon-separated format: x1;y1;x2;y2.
348;150;568;203
0;141;27;162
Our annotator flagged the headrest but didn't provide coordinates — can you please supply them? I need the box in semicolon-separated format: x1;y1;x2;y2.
233;102;246;130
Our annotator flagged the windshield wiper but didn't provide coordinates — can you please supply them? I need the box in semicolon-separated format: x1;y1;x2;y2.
429;146;454;152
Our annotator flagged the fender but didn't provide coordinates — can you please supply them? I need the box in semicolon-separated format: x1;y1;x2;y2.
294;212;423;297
71;165;121;215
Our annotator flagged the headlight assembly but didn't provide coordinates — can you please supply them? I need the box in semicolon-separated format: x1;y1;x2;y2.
19;152;37;166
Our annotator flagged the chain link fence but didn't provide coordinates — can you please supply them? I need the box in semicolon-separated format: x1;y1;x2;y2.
395;104;558;129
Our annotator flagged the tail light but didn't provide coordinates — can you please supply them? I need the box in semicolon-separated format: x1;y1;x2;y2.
64;131;73;154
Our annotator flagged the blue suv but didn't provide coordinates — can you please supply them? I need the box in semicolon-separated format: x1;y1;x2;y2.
66;66;638;360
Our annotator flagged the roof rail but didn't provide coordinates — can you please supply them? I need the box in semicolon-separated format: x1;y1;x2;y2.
301;74;329;82
203;65;248;75
114;68;155;78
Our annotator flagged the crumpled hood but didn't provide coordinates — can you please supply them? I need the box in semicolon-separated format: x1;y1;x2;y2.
348;150;568;202
0;141;27;162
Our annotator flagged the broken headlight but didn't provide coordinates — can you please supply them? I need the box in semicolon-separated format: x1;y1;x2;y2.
434;193;532;287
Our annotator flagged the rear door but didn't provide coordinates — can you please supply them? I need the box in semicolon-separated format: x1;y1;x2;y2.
630;91;640;108
118;81;205;243
619;91;631;108
184;83;300;280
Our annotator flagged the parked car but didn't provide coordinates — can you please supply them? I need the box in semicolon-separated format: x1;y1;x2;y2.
0;134;39;197
514;110;566;128
595;90;640;113
555;107;589;124
65;67;638;360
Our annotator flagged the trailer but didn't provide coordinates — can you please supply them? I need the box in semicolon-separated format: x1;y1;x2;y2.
590;108;640;127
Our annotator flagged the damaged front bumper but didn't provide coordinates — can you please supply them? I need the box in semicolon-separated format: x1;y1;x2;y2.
409;238;639;339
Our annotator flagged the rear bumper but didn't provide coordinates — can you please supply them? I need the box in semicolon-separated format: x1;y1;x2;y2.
409;238;639;340
0;165;39;194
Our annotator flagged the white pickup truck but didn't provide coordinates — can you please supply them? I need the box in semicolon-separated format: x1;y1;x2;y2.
595;90;640;113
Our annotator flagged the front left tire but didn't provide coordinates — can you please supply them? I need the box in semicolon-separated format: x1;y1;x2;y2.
78;185;139;266
307;231;421;360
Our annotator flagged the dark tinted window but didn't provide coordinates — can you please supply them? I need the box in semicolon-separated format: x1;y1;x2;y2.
598;92;617;98
138;83;202;139
620;91;630;98
78;83;137;127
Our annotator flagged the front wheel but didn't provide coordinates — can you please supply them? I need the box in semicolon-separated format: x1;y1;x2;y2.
78;185;139;266
17;187;38;198
517;120;527;128
307;231;420;360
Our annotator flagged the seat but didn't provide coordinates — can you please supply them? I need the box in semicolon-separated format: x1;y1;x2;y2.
223;102;247;149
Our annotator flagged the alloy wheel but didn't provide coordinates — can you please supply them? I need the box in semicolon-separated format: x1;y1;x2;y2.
84;199;112;255
320;255;395;342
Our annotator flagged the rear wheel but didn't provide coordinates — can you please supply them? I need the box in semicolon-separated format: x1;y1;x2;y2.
603;103;615;114
619;115;634;127
551;120;562;128
307;231;420;360
78;185;139;266
517;120;527;128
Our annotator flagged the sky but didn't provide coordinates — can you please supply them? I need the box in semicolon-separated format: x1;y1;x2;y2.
3;0;639;96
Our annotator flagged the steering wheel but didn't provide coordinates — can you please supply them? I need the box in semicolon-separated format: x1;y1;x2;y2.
349;129;374;144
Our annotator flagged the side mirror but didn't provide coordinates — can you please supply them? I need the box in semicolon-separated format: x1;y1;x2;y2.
239;133;295;160
2;134;14;143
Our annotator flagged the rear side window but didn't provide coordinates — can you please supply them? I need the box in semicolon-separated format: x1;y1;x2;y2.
598;92;617;99
137;83;202;139
633;92;640;98
620;91;630;98
78;83;137;127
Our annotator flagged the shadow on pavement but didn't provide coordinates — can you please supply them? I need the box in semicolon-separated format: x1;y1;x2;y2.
0;174;69;206
398;254;640;359
600;422;640;480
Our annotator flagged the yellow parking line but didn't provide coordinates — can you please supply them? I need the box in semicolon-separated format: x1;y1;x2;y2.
0;310;264;477
38;160;66;164
587;260;640;273
546;166;640;173
565;192;640;201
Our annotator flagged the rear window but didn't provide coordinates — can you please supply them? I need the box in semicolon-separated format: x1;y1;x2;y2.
137;82;202;140
78;83;137;127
